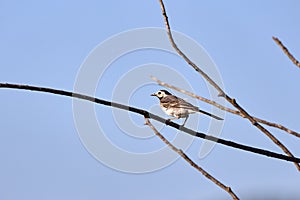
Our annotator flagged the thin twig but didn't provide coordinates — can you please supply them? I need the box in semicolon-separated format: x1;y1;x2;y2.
158;0;224;96
158;0;300;171
1;82;300;164
144;118;240;200
151;76;300;138
273;36;300;69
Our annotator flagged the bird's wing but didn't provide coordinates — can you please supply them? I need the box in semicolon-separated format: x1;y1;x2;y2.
161;96;198;111
160;95;179;108
178;100;223;120
175;98;199;111
161;95;223;120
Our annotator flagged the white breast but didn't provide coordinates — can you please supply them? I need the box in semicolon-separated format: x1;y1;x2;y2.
161;105;190;118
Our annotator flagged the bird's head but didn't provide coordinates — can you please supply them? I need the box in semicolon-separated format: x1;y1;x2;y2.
151;90;172;99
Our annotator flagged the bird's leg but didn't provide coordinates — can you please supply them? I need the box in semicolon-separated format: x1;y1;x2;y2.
166;117;178;123
182;115;189;127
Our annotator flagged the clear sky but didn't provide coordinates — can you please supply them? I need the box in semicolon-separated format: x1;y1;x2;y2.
1;0;300;199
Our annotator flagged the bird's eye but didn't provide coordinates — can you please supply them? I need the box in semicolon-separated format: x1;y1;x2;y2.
158;92;161;95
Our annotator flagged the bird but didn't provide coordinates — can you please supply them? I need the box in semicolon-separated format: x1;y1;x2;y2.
151;89;223;126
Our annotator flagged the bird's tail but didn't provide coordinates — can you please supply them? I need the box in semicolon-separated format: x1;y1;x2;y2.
198;109;223;120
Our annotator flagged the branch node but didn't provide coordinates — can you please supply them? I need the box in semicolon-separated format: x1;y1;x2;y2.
252;121;259;126
218;92;225;97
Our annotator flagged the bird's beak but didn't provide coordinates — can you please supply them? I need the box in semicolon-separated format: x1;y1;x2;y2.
151;93;156;96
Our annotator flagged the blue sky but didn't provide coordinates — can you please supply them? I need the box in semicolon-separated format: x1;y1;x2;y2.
1;0;300;199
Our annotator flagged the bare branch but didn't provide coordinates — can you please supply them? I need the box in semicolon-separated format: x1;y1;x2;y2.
1;82;300;164
144;118;240;200
273;36;300;69
157;0;225;96
151;76;300;138
157;0;300;171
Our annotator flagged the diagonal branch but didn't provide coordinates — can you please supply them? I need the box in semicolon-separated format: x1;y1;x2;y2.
151;76;300;138
157;0;300;171
273;36;300;69
144;118;239;200
1;82;300;164
157;0;225;96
